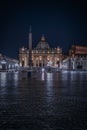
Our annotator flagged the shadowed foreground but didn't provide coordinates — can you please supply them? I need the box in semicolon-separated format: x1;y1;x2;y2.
0;71;87;129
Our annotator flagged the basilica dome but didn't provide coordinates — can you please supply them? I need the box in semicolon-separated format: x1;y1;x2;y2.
36;35;50;50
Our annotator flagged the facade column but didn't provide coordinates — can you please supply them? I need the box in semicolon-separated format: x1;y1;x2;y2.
38;60;39;67
34;60;36;67
41;60;42;67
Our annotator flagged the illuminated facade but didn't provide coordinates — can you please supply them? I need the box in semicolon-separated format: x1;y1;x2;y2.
19;34;63;68
62;45;87;70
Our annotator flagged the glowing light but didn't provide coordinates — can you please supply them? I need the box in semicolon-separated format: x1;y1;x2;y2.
39;56;42;60
1;60;6;64
22;47;25;51
47;56;50;61
41;68;45;72
47;61;52;66
57;58;59;61
41;72;45;80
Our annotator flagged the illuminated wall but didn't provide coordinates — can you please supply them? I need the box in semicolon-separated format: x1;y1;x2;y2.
19;36;63;68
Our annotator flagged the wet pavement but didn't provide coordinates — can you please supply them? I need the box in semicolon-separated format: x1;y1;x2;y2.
0;70;87;130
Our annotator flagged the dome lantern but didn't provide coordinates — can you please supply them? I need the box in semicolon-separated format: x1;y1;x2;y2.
41;34;45;42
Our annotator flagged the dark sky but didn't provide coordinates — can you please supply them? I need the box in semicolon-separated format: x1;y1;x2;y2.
0;0;87;58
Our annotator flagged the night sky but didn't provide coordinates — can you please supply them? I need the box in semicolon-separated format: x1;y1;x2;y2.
0;0;87;59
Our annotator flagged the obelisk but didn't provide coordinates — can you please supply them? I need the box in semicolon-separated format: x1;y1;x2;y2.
29;26;32;67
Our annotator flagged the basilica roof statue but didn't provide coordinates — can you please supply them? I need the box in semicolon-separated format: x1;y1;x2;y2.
36;35;50;50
